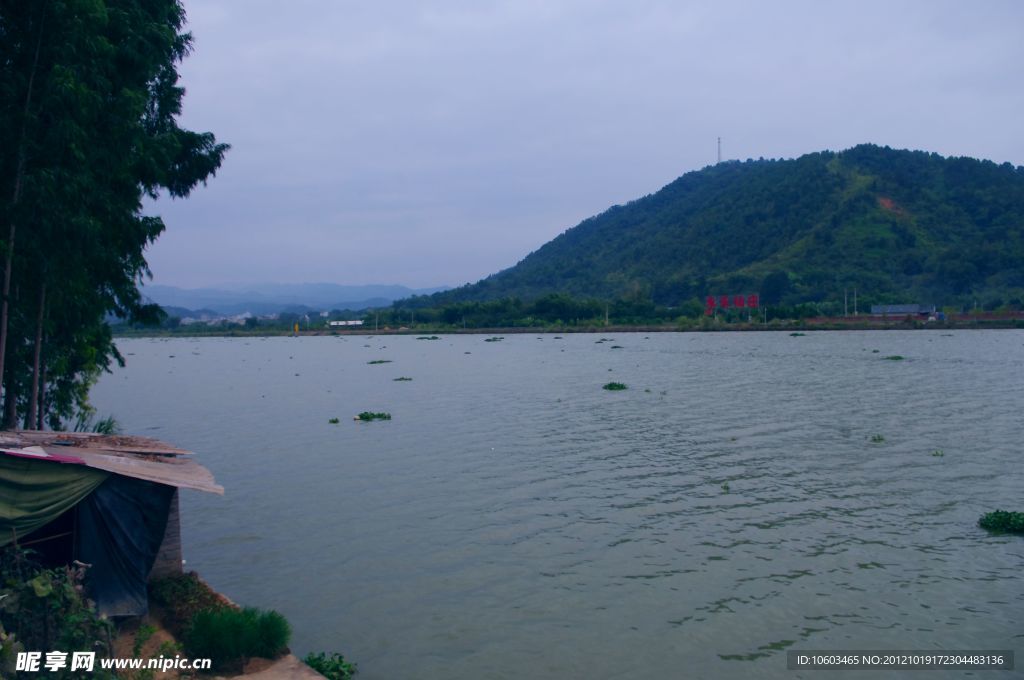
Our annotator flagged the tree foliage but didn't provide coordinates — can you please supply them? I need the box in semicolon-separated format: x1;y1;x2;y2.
0;0;227;428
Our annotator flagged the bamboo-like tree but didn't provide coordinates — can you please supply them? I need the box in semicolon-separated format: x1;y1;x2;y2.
0;0;228;428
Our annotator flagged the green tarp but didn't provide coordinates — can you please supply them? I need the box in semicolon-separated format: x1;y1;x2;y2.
0;454;109;546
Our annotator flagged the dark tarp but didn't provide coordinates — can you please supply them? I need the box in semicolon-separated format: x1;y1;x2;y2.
76;474;175;617
0;455;108;546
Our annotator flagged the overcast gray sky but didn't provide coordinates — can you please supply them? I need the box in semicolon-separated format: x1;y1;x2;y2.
144;0;1024;290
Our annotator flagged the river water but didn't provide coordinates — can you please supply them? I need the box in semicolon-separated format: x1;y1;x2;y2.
91;330;1023;679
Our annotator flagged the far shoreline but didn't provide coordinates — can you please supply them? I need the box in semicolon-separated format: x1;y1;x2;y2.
112;314;1024;338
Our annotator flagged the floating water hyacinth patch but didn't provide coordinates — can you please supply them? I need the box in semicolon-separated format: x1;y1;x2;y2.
367;359;392;364
882;355;905;361
870;434;885;443
416;336;440;340
393;377;413;381
355;412;392;421
328;418;340;424
978;510;1024;534
484;337;504;342
603;382;627;391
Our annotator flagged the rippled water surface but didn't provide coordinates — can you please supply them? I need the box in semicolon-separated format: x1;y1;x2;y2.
92;330;1024;679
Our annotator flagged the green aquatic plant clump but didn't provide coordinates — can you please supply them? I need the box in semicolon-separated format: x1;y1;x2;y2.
393;377;413;381
484;336;504;342
355;411;392;421
367;359;392;364
870;434;885;443
416;336;440;340
789;332;806;336
304;651;358;679
882;355;905;361
603;382;628;391
978;510;1024;534
328;417;340;424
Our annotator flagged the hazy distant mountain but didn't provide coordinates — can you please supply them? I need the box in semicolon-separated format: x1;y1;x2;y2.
142;283;448;316
425;145;1024;308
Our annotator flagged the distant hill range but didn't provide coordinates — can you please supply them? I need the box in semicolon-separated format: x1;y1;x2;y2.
422;145;1024;309
142;283;449;317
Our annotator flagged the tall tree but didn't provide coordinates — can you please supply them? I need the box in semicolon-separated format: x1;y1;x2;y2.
0;0;228;428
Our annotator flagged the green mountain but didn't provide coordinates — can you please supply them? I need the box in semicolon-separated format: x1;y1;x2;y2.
432;145;1024;309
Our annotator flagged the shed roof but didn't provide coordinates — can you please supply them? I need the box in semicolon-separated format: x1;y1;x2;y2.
0;431;223;495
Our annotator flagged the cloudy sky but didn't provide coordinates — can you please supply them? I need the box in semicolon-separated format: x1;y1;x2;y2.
145;0;1024;290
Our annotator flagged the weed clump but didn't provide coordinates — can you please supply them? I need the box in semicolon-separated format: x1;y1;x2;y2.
603;382;628;391
978;510;1024;534
304;651;358;679
416;336;440;340
882;355;905;361
484;336;504;342
328;417;340;424
870;434;885;443
367;359;392;364
393;377;413;381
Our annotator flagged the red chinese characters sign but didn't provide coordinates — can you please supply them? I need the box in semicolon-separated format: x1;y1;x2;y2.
706;294;759;315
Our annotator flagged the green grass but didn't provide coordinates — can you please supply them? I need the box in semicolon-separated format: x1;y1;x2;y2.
355;411;392;421
978;510;1024;534
184;607;291;671
603;382;628;391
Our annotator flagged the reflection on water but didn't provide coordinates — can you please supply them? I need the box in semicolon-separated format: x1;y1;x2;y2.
92;330;1024;679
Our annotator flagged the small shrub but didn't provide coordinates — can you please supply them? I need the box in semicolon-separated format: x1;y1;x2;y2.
978;510;1024;534
149;572;228;638
355;411;391;421
304;651;358;679
184;607;290;671
603;382;627;391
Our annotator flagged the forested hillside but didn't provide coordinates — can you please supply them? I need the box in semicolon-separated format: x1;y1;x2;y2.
425;145;1024;310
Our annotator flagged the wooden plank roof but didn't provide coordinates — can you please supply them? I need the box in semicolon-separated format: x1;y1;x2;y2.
0;431;223;495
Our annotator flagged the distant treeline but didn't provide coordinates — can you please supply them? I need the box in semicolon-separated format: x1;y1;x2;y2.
114;290;1023;336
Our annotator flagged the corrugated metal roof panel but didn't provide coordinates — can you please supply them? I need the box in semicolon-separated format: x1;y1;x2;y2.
0;431;222;495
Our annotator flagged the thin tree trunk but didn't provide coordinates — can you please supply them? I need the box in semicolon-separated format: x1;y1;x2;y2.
0;9;46;406
26;281;45;429
37;354;46;431
3;372;17;430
